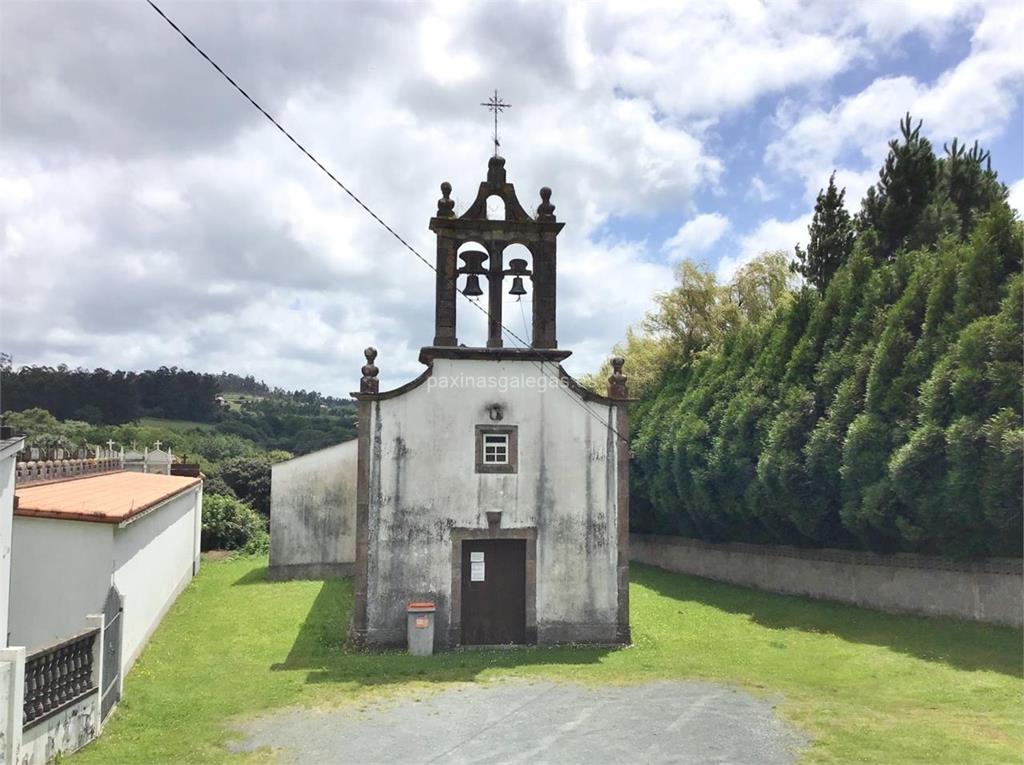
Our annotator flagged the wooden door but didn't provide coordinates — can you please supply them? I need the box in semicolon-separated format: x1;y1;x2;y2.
461;539;526;645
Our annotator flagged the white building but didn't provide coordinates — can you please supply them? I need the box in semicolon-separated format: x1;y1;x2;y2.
0;434;27;646
350;155;631;649
0;466;200;763
9;471;202;673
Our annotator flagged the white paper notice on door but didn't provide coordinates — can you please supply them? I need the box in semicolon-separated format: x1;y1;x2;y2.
470;551;485;582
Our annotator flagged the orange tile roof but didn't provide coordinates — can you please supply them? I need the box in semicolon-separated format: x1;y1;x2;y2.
15;471;201;524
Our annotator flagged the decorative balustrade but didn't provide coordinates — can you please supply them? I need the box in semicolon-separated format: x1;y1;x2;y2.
15;457;123;485
23;628;98;729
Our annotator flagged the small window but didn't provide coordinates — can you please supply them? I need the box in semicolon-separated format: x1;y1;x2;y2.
476;425;517;473
483;433;509;464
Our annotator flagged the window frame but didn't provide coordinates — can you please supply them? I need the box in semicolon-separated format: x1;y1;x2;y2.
475;425;518;474
482;433;510;465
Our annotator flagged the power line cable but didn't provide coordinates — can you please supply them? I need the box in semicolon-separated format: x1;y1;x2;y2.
144;0;628;441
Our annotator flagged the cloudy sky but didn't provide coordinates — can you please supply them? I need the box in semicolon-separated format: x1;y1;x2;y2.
2;0;1022;396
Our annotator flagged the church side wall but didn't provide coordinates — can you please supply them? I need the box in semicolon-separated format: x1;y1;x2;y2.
363;358;621;647
270;440;358;579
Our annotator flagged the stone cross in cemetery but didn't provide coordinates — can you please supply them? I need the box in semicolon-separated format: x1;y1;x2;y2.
349;149;631;650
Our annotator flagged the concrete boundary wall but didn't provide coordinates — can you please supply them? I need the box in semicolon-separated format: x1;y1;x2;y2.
270;440;357;580
631;533;1023;626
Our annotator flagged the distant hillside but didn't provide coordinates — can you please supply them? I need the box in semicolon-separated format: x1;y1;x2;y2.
1;364;357;455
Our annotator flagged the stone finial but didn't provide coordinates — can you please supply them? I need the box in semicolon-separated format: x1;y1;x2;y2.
607;356;628;399
360;347;379;394
437;182;455;218
537;187;556;221
487;155;507;185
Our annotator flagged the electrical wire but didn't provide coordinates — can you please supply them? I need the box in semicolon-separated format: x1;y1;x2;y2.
144;0;628;442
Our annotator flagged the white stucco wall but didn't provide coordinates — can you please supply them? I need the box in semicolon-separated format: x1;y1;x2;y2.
270;440;357;578
365;357;621;645
8;484;201;674
112;486;201;673
8;518;113;652
0;439;24;647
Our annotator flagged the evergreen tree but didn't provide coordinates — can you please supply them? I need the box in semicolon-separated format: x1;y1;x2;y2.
793;172;854;289
625;114;1021;558
857;113;938;260
940;138;1005;238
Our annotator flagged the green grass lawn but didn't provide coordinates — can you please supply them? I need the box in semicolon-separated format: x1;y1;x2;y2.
138;417;217;433
73;557;1022;764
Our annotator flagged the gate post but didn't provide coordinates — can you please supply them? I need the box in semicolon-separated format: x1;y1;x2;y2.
85;614;105;731
99;586;123;720
0;646;25;765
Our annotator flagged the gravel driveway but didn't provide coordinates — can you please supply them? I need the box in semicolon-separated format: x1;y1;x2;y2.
230;680;807;764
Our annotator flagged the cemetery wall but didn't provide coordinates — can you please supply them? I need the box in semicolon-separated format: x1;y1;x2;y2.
112;486;202;673
269;439;358;579
8;519;113;651
631;533;1023;626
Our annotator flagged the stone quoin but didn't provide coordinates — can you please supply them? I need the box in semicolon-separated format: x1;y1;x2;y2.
350;155;631;649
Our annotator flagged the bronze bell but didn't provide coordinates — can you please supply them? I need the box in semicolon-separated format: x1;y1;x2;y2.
463;274;484;297
507;257;529;297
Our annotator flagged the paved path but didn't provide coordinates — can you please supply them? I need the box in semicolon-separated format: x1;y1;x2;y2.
231;680;806;764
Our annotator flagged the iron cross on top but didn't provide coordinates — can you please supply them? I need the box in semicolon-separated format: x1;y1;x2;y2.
480;89;510;157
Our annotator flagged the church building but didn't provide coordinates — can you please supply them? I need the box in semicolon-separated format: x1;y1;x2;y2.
350;154;631;649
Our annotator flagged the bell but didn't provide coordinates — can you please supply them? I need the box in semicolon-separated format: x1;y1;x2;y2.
509;276;527;296
463;274;483;297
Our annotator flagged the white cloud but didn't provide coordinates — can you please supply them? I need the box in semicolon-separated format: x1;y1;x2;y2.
662;213;730;261
716;214;810;283
1008;178;1024;216
851;0;979;44
0;0;1020;395
766;0;1024;205
748;176;777;202
581;3;857;118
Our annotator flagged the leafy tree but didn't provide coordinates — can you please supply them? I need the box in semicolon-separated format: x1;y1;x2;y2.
218;456;273;516
730;251;796;323
586;252;795;397
202;475;236;498
793;173;854;289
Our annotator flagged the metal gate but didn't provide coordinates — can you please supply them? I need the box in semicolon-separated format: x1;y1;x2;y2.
101;585;123;719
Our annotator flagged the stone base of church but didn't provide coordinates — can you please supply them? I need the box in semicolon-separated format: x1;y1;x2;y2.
348;625;414;651
536;622;628;646
267;562;355;581
351;620;629;652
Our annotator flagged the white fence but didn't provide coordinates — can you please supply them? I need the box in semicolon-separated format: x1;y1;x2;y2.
0;615;108;765
15;459;123;486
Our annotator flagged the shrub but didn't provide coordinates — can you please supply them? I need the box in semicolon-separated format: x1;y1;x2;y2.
201;494;268;552
218;456;272;516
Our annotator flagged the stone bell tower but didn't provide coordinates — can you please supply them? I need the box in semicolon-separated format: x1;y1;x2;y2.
425;155;563;354
350;152;630;650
